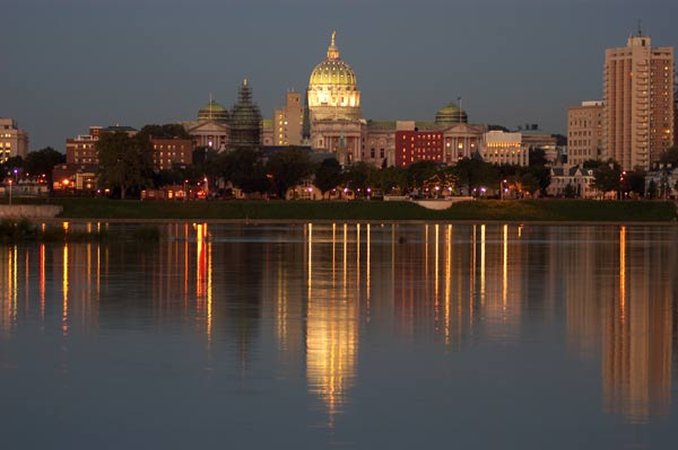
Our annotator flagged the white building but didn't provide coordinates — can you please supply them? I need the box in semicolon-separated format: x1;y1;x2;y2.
0;118;29;163
481;130;527;166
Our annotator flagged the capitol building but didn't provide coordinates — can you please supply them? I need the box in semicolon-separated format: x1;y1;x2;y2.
181;32;531;168
300;32;492;167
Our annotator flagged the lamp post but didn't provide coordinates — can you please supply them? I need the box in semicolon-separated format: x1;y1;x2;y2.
8;179;12;205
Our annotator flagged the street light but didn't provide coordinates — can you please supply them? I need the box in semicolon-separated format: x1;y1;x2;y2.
8;179;12;205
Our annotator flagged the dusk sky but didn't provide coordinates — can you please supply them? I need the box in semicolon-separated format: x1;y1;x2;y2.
1;0;677;150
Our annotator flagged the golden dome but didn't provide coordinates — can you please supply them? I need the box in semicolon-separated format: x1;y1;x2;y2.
309;31;357;89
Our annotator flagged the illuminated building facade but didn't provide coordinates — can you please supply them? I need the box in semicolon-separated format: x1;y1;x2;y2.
0;117;29;163
307;32;365;165
395;129;444;167
604;34;674;170
480;130;527;166
568;101;603;166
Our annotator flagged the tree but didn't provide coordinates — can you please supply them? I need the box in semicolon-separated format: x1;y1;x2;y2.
658;146;678;166
624;168;646;197
222;148;269;194
1;156;24;175
344;161;373;195
452;158;498;194
378;166;408;194
314;158;343;196
647;180;658;198
529;148;547;167
406;161;439;192
137;123;190;140
582;159;602;170
266;148;314;198
24;147;66;189
519;171;540;196
96;132;153;199
592;159;622;194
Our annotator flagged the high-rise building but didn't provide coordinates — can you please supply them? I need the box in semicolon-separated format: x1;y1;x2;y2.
603;34;674;170
274;91;304;146
568;101;603;166
0;118;29;163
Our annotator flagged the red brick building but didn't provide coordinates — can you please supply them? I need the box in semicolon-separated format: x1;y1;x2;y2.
150;138;193;171
66;126;101;165
395;130;444;167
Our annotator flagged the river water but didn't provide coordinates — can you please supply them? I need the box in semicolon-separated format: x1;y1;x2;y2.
0;222;677;449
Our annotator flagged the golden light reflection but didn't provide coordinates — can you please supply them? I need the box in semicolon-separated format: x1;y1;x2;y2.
343;223;347;296
2;246;17;333
619;226;626;321
480;224;486;302
356;224;361;298
332;223;337;286
206;235;213;344
62;244;69;336
306;272;358;425
502;224;508;309
434;224;440;309
600;224;672;424
39;244;46;320
444;225;452;345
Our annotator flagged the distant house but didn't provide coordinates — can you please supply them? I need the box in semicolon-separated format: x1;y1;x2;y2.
645;165;678;199
548;165;599;198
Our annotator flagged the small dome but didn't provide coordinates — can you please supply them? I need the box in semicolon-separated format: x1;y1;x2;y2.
198;99;229;122
435;102;468;125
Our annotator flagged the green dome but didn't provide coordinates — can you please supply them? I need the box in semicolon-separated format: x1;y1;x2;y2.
198;99;229;122
435;102;468;125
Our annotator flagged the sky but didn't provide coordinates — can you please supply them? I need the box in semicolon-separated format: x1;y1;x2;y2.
1;0;677;151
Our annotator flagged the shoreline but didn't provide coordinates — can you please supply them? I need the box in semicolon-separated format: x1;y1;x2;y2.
48;217;678;226
6;198;677;224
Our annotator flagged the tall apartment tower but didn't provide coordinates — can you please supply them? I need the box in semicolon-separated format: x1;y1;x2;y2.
274;91;304;146
567;101;603;166
603;34;674;170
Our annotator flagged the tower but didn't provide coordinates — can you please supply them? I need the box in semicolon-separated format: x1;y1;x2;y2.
603;33;674;170
230;79;262;149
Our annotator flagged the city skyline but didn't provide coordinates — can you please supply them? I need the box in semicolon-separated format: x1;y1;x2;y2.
1;0;677;150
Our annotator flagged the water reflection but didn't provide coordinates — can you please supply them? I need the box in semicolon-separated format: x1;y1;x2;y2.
0;222;676;428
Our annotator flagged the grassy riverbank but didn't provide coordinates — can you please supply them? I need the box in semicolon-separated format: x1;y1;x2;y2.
7;197;676;222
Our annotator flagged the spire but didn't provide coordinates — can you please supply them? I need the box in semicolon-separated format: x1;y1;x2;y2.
327;30;340;60
238;78;252;104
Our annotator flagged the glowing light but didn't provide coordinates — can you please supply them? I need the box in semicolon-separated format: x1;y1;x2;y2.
62;244;69;336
